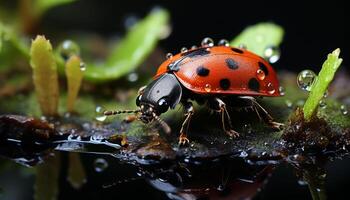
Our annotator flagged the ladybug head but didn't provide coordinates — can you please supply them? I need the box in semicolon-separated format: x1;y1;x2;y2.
136;73;182;132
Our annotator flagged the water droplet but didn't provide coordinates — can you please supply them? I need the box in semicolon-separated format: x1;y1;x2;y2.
256;69;266;80
127;72;139;82
218;39;229;47
95;106;107;122
240;151;248;157
180;47;188;53
319;100;327;109
264;46;281;64
298;180;308;186
79;62;86;71
323;90;329;98
217;184;225;192
94;158;108;172
297;70;317;92
266;83;276;94
340;105;348;115
201;37;214;47
238;44;247;49
285;99;293;108
166;53;173;59
58;40;80;60
279;86;285;96
204;84;212;92
191;45;197;50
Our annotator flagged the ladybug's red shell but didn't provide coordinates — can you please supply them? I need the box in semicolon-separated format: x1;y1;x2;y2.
155;46;281;97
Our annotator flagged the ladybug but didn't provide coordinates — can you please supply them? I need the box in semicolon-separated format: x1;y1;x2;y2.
104;38;283;145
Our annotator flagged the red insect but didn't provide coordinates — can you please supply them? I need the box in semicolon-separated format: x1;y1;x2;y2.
104;38;283;145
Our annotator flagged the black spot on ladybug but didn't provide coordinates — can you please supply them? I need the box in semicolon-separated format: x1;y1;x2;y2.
231;48;244;54
196;66;210;76
219;79;231;90
225;58;239;70
182;48;210;58
248;78;260;92
258;62;269;76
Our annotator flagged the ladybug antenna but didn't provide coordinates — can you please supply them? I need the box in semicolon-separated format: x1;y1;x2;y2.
152;113;171;134
103;109;141;116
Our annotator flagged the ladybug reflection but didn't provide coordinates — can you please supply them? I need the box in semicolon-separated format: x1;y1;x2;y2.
103;38;283;145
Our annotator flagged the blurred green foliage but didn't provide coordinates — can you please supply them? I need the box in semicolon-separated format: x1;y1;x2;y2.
230;23;284;56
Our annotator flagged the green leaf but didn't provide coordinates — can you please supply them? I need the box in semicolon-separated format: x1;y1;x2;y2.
230;23;284;56
34;0;76;16
0;22;30;58
30;35;60;116
303;49;343;120
80;8;170;82
65;55;84;112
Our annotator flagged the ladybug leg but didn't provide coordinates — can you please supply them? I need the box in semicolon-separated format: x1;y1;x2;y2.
215;98;240;138
240;96;284;130
178;101;194;145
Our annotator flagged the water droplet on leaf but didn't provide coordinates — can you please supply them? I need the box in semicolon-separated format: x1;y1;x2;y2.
94;158;108;172
79;62;86;71
201;37;214;47
297;70;317;92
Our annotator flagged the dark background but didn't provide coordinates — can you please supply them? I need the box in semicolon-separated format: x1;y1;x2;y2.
43;0;348;72
1;0;349;199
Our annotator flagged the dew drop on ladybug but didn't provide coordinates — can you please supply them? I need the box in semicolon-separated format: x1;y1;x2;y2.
191;45;197;50
256;69;266;80
267;83;276;94
218;39;229;47
204;83;212;92
181;47;188;53
166;53;173;59
201;37;214;47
